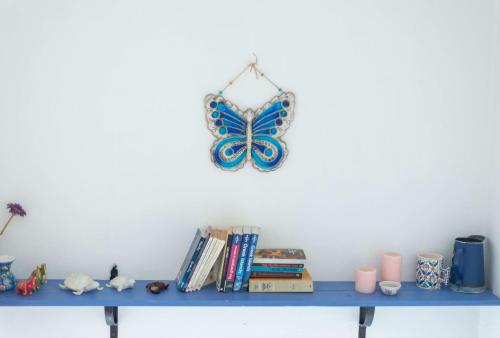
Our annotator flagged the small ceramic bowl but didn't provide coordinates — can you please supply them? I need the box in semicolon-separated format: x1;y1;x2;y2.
379;281;401;296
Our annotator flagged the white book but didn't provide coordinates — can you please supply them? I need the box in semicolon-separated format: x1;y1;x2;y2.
186;235;213;292
215;228;231;290
193;236;217;291
196;237;225;290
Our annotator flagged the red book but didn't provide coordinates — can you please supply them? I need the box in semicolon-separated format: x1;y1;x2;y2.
224;226;242;291
252;263;304;268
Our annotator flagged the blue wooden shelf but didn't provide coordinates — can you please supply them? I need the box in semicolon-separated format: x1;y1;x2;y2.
2;280;499;338
1;280;499;307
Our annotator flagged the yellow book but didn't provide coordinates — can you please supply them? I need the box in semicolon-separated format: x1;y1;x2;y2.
249;269;314;293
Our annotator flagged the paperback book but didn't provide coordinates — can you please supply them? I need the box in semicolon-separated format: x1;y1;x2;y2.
249;269;313;293
253;249;306;265
175;227;226;292
211;226;261;292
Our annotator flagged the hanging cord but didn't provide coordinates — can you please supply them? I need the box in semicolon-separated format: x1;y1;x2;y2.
218;54;283;95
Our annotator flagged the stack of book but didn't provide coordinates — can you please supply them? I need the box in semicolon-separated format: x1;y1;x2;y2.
214;226;260;292
176;226;260;292
248;249;313;293
176;227;227;292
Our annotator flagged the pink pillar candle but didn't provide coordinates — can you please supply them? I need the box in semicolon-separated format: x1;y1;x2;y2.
355;267;377;293
381;252;402;282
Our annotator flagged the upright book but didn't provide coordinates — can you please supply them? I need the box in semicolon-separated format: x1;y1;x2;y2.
233;226;251;291
215;228;233;291
241;226;260;291
224;226;243;292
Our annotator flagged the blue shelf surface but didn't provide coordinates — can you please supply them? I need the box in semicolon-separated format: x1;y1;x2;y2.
1;280;499;307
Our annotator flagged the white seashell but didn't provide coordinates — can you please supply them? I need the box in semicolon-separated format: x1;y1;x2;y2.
106;275;135;292
59;273;103;295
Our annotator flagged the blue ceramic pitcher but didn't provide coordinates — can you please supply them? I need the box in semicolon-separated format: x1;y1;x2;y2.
0;255;16;292
449;235;486;293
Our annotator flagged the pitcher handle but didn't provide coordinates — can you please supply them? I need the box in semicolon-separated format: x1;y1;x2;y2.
468;235;485;241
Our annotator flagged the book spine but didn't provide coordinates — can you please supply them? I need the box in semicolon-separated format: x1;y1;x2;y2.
250;272;303;279
175;229;202;286
252;263;304;268
241;232;259;291
196;240;224;290
251;266;304;273
206;240;226;288
248;279;314;293
253;258;306;265
186;237;212;292
218;233;233;291
181;236;208;291
177;235;206;291
233;232;251;291
214;232;228;291
224;231;242;292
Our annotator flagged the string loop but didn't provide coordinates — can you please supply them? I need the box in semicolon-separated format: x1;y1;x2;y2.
219;54;282;95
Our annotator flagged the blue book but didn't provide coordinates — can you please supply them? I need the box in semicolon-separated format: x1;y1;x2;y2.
241;226;260;291
176;228;208;291
233;226;251;291
176;228;202;288
224;226;243;292
251;266;304;273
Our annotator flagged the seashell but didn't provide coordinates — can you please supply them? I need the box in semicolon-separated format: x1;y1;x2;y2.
59;273;103;296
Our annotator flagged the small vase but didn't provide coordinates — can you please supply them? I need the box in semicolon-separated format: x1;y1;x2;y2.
0;255;16;292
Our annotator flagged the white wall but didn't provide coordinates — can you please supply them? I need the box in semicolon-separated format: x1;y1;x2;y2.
479;1;500;337
488;0;500;296
1;1;499;337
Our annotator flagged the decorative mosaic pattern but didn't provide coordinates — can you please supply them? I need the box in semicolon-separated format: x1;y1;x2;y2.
0;260;16;292
416;256;449;290
205;92;295;172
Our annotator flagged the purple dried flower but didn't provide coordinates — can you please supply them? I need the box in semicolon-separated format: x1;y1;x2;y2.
7;203;26;217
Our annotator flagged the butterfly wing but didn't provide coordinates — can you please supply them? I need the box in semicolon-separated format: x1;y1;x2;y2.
251;92;295;172
205;94;248;171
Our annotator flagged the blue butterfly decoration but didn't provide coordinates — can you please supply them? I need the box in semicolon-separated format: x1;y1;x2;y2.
206;92;295;172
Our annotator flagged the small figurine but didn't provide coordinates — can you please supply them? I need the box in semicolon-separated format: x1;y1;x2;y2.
15;263;48;296
34;263;47;285
107;276;136;292
146;281;169;294
16;280;31;296
31;263;47;291
59;273;103;295
16;275;37;296
110;264;119;280
41;264;47;283
26;274;38;292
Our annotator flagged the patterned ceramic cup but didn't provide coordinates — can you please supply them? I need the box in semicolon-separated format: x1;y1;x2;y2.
416;252;449;290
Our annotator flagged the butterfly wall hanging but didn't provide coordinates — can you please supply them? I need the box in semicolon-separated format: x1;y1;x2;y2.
205;56;295;172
